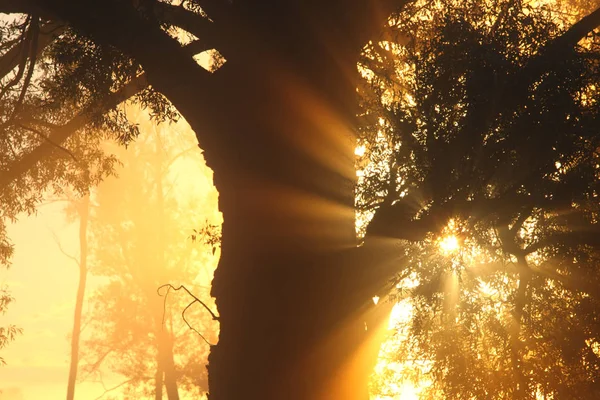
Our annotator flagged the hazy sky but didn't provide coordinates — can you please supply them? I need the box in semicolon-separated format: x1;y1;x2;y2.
0;111;222;400
0;203;112;399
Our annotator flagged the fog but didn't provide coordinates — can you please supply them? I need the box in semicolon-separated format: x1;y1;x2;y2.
0;107;222;399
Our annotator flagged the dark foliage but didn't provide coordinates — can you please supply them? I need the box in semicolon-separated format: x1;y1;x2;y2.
359;1;600;398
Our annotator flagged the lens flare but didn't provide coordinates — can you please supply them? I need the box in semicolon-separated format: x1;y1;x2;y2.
439;235;460;255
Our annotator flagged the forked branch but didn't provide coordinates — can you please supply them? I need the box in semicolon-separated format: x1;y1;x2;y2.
157;283;219;346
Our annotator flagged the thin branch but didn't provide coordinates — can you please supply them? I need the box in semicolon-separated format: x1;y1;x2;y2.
162;145;198;173
49;228;80;267
0;20;64;80
185;39;212;56
157;283;219;321
181;298;214;346
79;347;113;382
157;283;219;346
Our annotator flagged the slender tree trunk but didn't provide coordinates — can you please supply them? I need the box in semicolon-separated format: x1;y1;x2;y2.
154;359;164;400
160;331;180;400
66;195;90;400
154;139;180;400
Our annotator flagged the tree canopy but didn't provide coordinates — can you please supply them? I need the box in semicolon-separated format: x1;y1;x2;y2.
358;1;600;398
1;0;600;399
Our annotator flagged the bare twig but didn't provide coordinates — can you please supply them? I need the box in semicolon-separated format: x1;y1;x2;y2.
157;283;219;346
48;228;80;267
158;283;219;321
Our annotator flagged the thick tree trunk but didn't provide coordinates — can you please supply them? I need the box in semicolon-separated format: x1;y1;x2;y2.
66;195;89;400
204;12;393;398
31;1;402;398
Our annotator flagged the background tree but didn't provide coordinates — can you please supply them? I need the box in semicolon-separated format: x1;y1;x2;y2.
79;107;220;399
0;13;129;363
48;191;91;400
0;287;20;365
359;1;600;398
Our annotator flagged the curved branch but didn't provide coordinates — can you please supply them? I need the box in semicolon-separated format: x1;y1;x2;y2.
33;0;220;159
157;283;218;346
157;283;219;321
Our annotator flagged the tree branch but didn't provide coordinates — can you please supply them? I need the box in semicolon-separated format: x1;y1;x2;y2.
499;5;600;112
157;283;219;347
153;2;218;49
157;283;219;321
524;227;600;255
0;20;65;81
92;377;151;400
33;0;220;159
0;73;147;187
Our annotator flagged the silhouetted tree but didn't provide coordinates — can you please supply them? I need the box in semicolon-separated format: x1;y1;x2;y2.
0;14;121;362
359;1;600;398
0;1;407;398
54;193;90;400
1;1;600;399
80;108;219;399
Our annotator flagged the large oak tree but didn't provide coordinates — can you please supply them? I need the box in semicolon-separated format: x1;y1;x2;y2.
1;0;600;399
0;1;405;398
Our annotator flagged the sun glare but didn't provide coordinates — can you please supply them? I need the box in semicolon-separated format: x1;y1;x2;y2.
439;234;460;255
355;145;366;157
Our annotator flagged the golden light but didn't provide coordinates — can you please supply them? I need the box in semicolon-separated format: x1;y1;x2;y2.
439;234;460;255
355;145;367;157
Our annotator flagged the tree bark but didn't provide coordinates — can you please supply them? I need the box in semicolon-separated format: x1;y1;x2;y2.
204;18;393;396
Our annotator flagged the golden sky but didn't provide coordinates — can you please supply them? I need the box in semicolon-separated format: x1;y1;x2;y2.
0;203;111;399
0;110;222;400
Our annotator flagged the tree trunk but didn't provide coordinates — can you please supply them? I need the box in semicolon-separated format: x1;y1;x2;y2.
155;328;180;400
154;138;180;400
66;195;89;400
204;12;393;398
31;2;402;398
161;332;180;400
154;359;163;400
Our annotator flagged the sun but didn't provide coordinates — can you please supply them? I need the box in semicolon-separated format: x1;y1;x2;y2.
439;234;460;255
